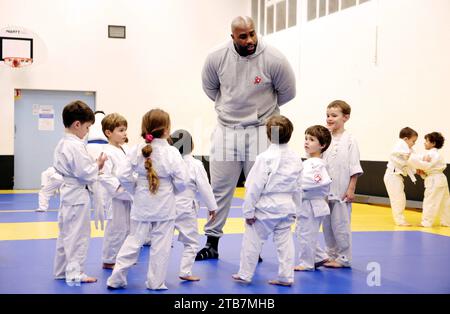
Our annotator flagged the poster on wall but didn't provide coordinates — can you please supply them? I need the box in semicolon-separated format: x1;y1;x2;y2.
38;105;54;131
32;104;39;115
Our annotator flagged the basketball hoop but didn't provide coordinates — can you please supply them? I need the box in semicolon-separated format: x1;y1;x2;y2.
3;57;33;68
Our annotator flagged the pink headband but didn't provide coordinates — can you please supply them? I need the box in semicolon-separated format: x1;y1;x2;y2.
145;134;154;143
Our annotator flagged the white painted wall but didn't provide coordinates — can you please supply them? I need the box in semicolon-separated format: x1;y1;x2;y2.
1;0;449;162
0;0;250;155
266;0;450;161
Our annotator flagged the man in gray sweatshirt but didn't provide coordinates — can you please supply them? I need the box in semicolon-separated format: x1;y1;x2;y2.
196;16;296;260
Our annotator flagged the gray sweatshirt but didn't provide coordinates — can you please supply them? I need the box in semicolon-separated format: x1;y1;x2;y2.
202;38;296;127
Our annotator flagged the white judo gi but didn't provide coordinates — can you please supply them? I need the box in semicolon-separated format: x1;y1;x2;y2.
175;155;218;278
36;166;63;212
383;139;417;225
86;111;109;230
235;144;302;283
321;131;363;267
99;144;133;265
409;148;450;227
53;133;99;281
106;139;188;290
296;157;332;270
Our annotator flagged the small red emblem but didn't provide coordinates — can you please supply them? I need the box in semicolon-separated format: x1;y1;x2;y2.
314;173;322;183
254;76;262;84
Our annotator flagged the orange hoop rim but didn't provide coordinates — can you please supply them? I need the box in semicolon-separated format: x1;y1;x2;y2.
3;56;33;68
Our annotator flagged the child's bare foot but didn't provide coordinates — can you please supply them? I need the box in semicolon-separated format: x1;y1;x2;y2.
398;222;412;227
179;275;200;281
81;276;97;283
102;263;115;269
294;265;313;271
324;261;346;268
231;274;250;284
268;279;292;287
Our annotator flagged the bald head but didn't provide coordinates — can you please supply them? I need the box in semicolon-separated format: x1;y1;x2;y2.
230;16;258;56
231;16;255;33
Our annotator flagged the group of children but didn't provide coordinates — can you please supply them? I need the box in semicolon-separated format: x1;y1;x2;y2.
384;127;450;227
50;101;218;288
45;98;448;289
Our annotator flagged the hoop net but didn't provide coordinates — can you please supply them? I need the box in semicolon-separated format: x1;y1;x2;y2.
3;57;33;68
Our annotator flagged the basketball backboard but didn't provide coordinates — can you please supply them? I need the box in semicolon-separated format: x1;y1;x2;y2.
0;26;46;68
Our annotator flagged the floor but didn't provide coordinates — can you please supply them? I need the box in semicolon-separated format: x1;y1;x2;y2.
0;188;449;294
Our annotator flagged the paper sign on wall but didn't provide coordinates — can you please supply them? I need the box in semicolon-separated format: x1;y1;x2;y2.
38;105;54;131
32;104;39;115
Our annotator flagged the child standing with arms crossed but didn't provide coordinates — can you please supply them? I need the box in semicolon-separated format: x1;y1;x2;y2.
295;125;332;271
383;127;418;226
170;129;217;281
53;100;107;283
99;113;133;269
232;115;302;286
410;132;450;227
106;109;188;290
322;100;363;268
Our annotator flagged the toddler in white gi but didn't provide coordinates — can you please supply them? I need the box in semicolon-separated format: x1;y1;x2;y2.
99;113;132;270
232;115;302;286
409;132;450;227
53;100;107;284
295;125;332;271
383;127;418;226
170;129;217;281
106;109;188;290
322;100;363;268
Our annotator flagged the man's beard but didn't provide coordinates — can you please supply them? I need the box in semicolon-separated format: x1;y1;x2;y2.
234;42;257;57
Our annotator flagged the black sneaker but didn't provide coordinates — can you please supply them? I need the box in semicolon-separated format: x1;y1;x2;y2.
258;255;263;263
195;246;219;261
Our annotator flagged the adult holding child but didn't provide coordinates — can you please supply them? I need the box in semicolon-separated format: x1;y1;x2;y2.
197;16;296;260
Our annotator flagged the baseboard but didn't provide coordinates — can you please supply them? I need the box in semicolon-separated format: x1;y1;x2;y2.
355;194;423;209
0;155;14;189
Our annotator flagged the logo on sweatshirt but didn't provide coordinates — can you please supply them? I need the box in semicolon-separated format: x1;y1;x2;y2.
314;173;322;183
254;76;262;85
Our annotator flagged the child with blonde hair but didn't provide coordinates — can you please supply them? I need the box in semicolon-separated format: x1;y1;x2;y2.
106;109;188;290
321;100;363;268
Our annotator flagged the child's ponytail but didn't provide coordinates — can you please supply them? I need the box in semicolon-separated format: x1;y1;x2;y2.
142;143;159;194
140;108;171;194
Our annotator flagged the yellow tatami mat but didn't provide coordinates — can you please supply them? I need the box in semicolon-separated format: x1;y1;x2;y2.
0;188;448;241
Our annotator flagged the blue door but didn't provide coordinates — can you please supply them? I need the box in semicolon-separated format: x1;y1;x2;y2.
14;89;95;189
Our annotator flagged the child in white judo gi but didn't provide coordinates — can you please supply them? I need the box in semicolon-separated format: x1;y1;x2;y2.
232;115;302;286
35;166;63;212
170;129;217;281
295;125;332;271
106;109;188;290
322;100;363;268
383;127;418;226
99;113;132;270
409;132;450;227
53;100;107;284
